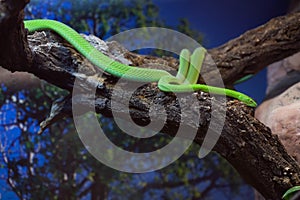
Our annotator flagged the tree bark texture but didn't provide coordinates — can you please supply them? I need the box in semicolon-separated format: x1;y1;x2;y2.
1;1;300;199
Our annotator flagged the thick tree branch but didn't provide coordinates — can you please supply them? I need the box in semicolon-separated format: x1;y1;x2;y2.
0;1;300;199
0;0;31;71
205;12;300;85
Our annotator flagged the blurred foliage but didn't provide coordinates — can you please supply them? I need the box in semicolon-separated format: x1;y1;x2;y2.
25;0;164;39
0;0;251;199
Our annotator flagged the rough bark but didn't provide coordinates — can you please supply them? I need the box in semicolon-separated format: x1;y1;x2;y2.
204;12;300;85
1;1;300;199
0;0;31;71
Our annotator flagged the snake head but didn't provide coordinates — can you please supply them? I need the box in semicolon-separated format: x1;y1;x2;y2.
238;95;257;107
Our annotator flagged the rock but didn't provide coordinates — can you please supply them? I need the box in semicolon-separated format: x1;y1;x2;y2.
255;82;300;163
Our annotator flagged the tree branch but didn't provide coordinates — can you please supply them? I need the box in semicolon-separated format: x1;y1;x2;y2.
0;1;300;199
205;12;300;85
0;0;31;71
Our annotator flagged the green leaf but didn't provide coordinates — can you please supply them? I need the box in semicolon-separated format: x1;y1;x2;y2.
282;186;300;200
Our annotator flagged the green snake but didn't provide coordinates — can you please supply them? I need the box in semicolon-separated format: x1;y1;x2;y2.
24;19;257;107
